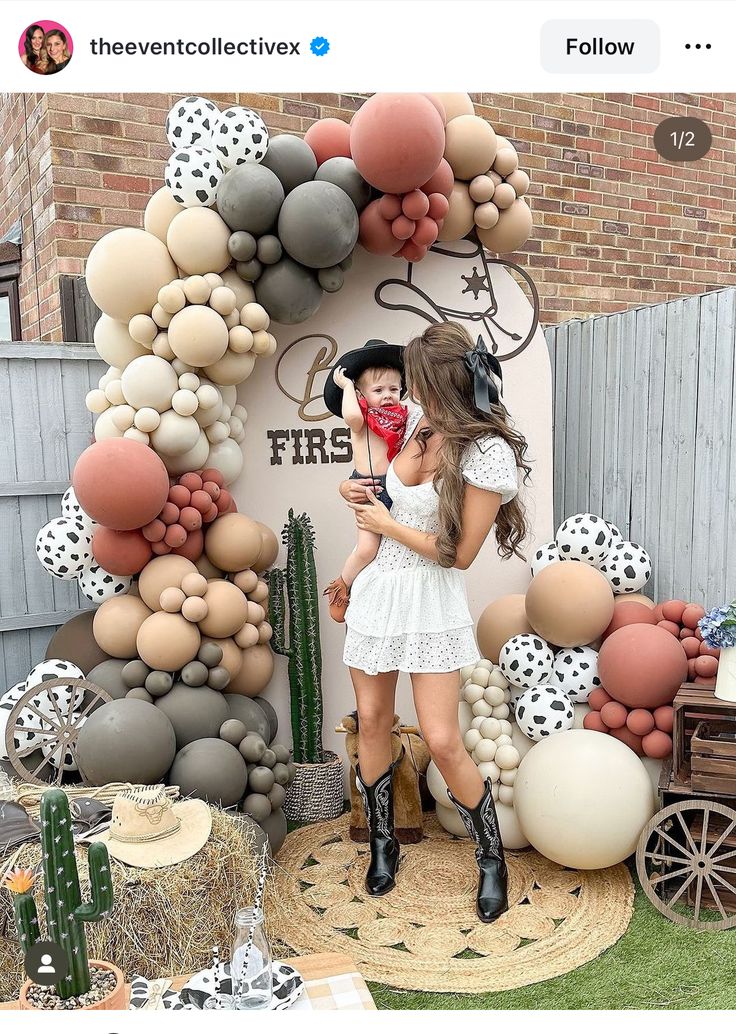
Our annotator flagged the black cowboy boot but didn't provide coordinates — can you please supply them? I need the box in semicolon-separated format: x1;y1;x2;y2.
355;751;403;896
447;778;508;923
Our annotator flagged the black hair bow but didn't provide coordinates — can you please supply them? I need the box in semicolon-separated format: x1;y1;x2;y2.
463;335;503;413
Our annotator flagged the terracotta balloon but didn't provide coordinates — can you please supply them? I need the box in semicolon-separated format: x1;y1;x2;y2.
85;228;177;322
205;513;262;572
92;526;152;576
600;701;627;730
476;199;533;254
138;554;198;610
598;624;688;709
420;158;455;200
73;439;170;531
136;611;201;670
350;93;445;195
198;580;249;638
588;686;612;711
304;118;351;165
93;595;153;659
435;181;475;242
627;708;656;737
582;711;608;734
617;593;656;610
642;730;673;759
444;115;498;181
359;199;405;256
172;528;204;561
609;726;644;756
525;562;614;648
227;644;275;697
653;705;674;733
253;522;280;573
602;601;656;640
477;594;534;664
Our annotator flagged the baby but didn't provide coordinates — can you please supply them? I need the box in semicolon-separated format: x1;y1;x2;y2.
323;341;408;622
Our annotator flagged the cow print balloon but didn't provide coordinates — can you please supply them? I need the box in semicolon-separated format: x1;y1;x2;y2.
78;563;132;603
599;540;652;594
165;146;223;208
41;715;87;771
165;96;219;149
515;684;575;741
35;516;92;580
555;513;613;566
61;486;95;530
0;682;27;760
530;540;560;578
26;659;85;716
550;646;601;702
499;633;554;690
213;106;269;169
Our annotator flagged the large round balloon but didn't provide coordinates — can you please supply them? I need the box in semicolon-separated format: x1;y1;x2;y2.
35;517;92;580
169;737;248;807
155;684;229;749
77;699;177;785
477;594;534;663
46;611;109;674
278;181;359;269
86;228;177;322
93;315;149;370
304;118;352;165
93;595;153;658
212;106;269;169
444;114;498;180
165;95;219;149
205;513;262;571
167;207;231;275
514;729;655;868
216;163;285;235
165;146;223;208
73;439;170;530
254;256;322;324
598;624;688;709
144;187;185;245
350;94;446;195
525;562;614;648
476;199;533;254
261;134;318;193
91;527;152;576
120;355;179;413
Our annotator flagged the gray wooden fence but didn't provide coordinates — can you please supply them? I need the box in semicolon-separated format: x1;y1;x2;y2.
545;287;736;607
0;343;104;690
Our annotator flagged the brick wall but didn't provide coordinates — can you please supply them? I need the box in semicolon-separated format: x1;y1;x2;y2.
2;91;735;340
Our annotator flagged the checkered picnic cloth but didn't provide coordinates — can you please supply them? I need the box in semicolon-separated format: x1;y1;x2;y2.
297;968;375;1011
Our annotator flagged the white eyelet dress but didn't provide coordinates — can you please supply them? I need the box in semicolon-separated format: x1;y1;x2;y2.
343;406;520;676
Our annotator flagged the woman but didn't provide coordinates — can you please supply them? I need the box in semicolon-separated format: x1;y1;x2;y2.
45;30;71;73
338;321;530;922
21;25;52;74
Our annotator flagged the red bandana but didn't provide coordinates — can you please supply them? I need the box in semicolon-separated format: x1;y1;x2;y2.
358;398;408;461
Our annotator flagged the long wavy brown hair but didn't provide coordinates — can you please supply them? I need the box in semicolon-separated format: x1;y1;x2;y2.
403;322;531;565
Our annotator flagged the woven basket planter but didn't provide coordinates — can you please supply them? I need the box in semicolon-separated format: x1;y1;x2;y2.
283;750;344;823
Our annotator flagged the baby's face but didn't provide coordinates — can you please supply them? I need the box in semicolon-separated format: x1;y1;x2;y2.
358;372;402;408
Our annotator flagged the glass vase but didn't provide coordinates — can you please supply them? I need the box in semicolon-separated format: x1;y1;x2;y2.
231;906;272;1010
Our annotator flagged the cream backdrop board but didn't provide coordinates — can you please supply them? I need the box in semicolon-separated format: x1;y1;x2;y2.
231;241;553;765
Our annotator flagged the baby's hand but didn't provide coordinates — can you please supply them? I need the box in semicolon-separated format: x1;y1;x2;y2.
333;366;352;389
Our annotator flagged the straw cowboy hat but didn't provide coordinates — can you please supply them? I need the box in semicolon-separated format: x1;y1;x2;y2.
91;787;211;869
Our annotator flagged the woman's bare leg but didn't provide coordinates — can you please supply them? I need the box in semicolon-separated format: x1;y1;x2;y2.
411;670;484;805
349;666;398;783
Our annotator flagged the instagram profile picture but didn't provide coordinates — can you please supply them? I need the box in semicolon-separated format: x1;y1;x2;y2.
19;21;73;75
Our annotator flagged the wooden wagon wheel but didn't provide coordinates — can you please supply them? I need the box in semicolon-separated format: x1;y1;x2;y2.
5;678;112;787
636;799;736;931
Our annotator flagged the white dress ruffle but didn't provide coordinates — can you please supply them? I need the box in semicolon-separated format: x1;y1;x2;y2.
343;406;519;676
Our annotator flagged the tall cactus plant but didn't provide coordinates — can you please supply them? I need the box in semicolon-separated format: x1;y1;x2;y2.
7;788;113;1000
267;509;324;763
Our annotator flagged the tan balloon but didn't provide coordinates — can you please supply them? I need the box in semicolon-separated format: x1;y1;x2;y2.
205;513;262;572
150;410;201;456
505;169;530;197
476;199;533;254
198;580;249;638
493;147;519;177
257;621;273;644
253;522;280;573
136;611;201;670
160;587;185;612
477;594;534;664
167;208;231;275
168;305;229;367
233;569;259;594
144;186;185;243
128;314;158;347
444;115;498;181
436;181;475;242
203;348;257;387
227;644;274;697
86;228;177;323
469;175;495;204
525;561;614;648
615;593;656;610
474;202;500;230
434;93;475;121
493;183;517;210
93;316;151;370
248;579;270;605
195;554;223;580
138;554;198;610
181;572;208;597
234;623;259;649
93;595;153;659
181;596;208;623
221;269;256;310
246;601;265;625
201;636;243;678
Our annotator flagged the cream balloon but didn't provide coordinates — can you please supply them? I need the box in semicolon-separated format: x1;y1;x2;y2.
477;199;533;255
149;410;201;456
120;355;179;412
160;429;211;475
93;407;124;441
86;228;177;322
167;208;231;275
436;181;475;242
93;315;149;370
144;186;185;243
444;115;498;181
206;438;244;485
434;93;475;121
203;349;256;387
168;305;229;367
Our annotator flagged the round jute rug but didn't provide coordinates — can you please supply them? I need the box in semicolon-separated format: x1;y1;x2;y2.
267;814;634;994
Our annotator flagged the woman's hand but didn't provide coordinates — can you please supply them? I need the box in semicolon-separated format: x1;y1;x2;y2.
339;477;383;504
347;488;395;536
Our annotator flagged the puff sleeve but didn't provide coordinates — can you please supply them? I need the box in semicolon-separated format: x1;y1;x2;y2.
462;434;519;505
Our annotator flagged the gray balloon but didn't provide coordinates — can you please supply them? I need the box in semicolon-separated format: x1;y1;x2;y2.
239;733;267;763
260;807;288;855
272;762;290;786
87;659;129;700
145;670;173;697
236;258;262;283
278;181;359;269
261;748;277;769
231;811;271;858
271;743;290;765
127;687;153;703
77;699;176;785
228;231;257;262
242;793;272;823
198;642;223;668
207;665;231;692
261;134;318;194
248;765;276;795
267;783;286;810
318;266;344;293
155;684;229;749
217;164;284;235
122;659;150;689
254;257;322;325
219;718;247;745
253;696;278;742
169;738;247;808
256;235;282;266
315;157;371;211
181;661;208;687
225;694;270;741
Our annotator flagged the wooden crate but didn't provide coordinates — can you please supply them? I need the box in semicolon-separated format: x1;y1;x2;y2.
672;684;736;783
659;756;736;808
691;720;736;793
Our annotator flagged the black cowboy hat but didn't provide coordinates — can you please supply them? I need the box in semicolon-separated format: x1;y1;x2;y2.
324;339;406;418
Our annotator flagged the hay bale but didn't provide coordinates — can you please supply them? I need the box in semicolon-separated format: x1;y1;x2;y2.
0;809;272;1003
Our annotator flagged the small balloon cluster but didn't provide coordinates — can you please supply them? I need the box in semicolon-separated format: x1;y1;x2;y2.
143;469;236;560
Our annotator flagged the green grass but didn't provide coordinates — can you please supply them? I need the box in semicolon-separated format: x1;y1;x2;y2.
368;862;736;1010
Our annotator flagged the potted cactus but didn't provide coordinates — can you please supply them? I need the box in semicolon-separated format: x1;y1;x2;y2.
267;509;344;822
4;788;124;1010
